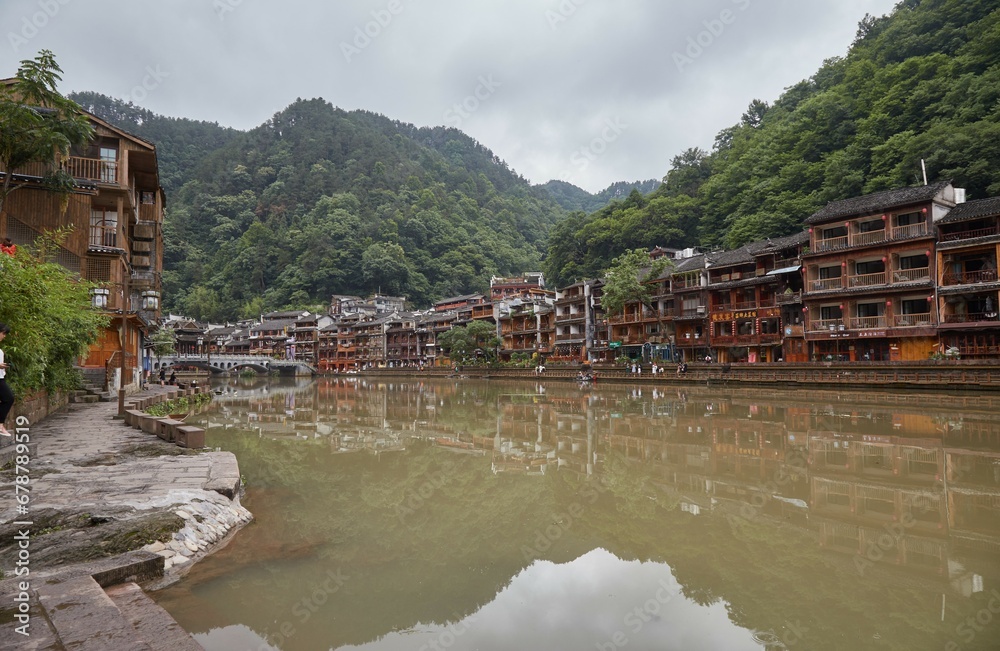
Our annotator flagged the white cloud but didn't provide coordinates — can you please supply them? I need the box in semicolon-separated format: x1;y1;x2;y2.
0;0;898;192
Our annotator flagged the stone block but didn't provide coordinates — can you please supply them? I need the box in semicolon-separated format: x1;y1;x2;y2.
139;414;164;435
157;419;184;443
175;426;205;449
125;410;145;428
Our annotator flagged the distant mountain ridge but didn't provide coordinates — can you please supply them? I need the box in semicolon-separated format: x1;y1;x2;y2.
538;179;662;213
71;93;566;320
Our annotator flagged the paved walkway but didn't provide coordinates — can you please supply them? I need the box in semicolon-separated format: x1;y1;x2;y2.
0;389;249;573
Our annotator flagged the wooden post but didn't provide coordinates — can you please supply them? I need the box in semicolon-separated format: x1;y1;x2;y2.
118;263;129;416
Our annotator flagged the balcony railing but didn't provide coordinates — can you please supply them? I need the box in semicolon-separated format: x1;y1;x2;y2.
943;269;999;285
810;319;845;332
89;225;120;248
941;226;999;242
893;313;932;328
893;267;930;283
776;291;803;305
66;157;118;184
811;277;843;292
891;222;929;240
943;312;998;324
815;236;849;252
849;271;887;288
852;230;887;247
852;316;887;330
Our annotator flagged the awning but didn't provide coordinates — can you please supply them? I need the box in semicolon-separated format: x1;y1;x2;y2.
767;265;802;276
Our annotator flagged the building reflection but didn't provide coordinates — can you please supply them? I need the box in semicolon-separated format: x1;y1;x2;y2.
205;377;1000;596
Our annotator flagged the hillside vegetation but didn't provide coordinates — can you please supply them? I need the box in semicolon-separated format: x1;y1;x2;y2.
77;95;566;319
544;0;1000;287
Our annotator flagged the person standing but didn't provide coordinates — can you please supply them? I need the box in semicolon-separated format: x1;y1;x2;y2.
0;323;14;437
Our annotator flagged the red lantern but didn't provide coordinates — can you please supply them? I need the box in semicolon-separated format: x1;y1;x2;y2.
927;296;934;302
922;208;928;214
925;250;932;256
881;215;887;221
881;256;888;263
802;307;808;312
842;261;847;267
839;304;844;309
886;300;892;306
808;228;813;234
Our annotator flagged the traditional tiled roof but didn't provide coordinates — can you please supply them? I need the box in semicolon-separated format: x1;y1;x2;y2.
937;197;1000;224
672;254;707;273
805;181;951;224
251;319;298;332
758;230;810;252
433;293;485;306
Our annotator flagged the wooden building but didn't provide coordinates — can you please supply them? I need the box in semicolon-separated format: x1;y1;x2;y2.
0;86;165;390
802;182;957;361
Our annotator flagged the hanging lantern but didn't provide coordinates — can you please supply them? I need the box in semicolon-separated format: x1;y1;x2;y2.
881;214;887;221
886;300;892;306
881;256;888;263
922;207;928;214
842;261;847;267
925;250;932;257
927;296;934;302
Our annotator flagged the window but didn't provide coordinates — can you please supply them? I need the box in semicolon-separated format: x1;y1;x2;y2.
855;260;885;275
819;266;841;279
859;219;885;233
90;208;118;247
99;147;118;183
856;303;882;318
895;211;921;226
820;306;843;321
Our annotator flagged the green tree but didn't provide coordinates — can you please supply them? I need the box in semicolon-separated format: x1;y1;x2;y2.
0;235;107;394
599;249;672;317
148;328;176;370
0;50;93;216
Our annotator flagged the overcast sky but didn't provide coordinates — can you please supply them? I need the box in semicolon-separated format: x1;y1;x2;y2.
2;0;898;193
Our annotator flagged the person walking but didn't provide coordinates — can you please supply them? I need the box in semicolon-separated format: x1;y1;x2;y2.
0;323;14;437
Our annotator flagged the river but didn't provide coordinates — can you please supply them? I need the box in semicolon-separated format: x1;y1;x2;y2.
153;377;1000;651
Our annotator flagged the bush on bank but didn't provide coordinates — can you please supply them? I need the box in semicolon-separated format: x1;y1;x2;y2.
0;242;108;395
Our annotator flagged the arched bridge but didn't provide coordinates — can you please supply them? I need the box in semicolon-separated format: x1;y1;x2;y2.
153;354;316;376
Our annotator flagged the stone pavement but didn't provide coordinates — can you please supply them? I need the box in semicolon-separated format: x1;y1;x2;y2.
0;388;252;650
0;388;252;574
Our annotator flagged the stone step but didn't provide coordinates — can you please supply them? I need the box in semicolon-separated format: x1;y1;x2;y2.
36;576;152;651
105;583;204;651
71;394;100;404
97;392;115;402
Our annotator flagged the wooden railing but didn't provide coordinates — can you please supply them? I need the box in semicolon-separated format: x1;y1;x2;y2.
89;225;119;248
849;271;887;288
941;226;999;242
852;230;887;247
777;291;803;305
943;269;999;285
944;313;998;324
893;267;930;283
810;319;845;332
811;277;843;291
892;222;929;240
66;157;118;184
816;235;849;252
894;313;933;327
852;316;887;330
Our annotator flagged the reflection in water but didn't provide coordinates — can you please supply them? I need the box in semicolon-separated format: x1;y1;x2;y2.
155;378;1000;651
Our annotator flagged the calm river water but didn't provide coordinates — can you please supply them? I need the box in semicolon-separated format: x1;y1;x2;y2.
154;377;1000;651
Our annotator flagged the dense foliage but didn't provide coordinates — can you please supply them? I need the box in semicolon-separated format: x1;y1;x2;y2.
544;0;1000;287
538;179;662;214
0;242;108;395
79;96;566;320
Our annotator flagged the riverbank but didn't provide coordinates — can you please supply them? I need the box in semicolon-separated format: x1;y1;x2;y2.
0;387;251;648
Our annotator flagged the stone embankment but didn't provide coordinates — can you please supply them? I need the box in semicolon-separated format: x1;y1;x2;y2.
0;385;251;649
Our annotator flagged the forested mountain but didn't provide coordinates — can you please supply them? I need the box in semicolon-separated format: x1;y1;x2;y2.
538;179;662;213
79;95;566;319
544;0;1000;288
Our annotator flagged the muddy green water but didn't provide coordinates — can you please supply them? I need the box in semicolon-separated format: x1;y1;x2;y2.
154;377;1000;651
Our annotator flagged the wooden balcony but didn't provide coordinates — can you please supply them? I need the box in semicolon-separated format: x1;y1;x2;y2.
810;319;845;333
943;313;999;325
852;230;887;247
66;156;118;184
941;226;999;242
852;316;887;330
892;267;930;283
891;222;929;240
943;269;999;286
810;278;843;292
815;236;849;252
893;313;933;328
776;291;803;305
89;225;121;248
849;271;887;288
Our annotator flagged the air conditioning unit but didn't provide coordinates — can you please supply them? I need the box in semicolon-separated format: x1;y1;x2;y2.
696;306;707;315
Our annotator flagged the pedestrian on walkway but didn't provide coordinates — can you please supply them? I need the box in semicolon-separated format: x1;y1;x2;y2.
0;323;14;437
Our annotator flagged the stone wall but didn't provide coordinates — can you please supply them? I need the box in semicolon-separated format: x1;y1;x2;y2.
10;389;68;427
